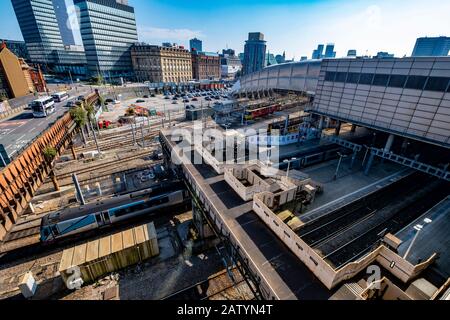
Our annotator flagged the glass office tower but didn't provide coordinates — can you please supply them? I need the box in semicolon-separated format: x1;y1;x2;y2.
74;0;138;80
52;0;76;46
11;0;66;64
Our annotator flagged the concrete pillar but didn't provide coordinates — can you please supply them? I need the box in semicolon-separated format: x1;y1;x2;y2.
318;116;324;130
351;124;357;133
334;121;342;136
95;182;102;196
51;172;60;191
70;143;77;160
401;138;409;155
384;134;395;153
364;152;375;176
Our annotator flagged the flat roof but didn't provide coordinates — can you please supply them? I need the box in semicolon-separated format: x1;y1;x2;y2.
396;196;450;280
162;129;332;299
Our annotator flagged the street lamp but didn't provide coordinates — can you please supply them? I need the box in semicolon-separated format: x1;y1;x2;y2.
284;158;297;178
333;152;348;181
403;218;432;260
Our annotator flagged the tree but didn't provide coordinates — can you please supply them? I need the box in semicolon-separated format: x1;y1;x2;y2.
43;146;57;162
90;75;104;85
70;106;87;127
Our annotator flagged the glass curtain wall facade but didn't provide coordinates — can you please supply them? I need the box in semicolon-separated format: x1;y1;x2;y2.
52;0;76;46
11;0;66;64
74;0;138;80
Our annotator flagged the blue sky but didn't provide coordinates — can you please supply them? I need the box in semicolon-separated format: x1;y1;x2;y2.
1;0;449;58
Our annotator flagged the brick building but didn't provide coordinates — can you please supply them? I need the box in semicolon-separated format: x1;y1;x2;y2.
191;51;221;81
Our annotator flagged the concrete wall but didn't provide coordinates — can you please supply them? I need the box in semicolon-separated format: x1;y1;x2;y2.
252;193;437;290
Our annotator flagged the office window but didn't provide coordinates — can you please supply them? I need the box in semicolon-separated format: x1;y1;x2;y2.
325;72;336;81
359;73;374;85
388;75;407;88
373;74;389;86
405;75;427;90
346;73;360;84
425;77;450;92
335;72;347;82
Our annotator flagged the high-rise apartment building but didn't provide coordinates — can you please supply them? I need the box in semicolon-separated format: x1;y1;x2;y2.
412;36;450;57
74;0;138;80
189;38;202;52
312;44;324;59
242;32;266;75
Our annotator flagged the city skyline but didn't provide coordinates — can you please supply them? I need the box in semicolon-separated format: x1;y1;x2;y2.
0;0;449;60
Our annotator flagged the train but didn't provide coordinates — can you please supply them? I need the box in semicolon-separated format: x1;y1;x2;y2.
40;181;190;243
244;104;281;120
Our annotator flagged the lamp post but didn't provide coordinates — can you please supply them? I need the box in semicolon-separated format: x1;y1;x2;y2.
283;157;297;178
333;152;348;181
403;218;432;260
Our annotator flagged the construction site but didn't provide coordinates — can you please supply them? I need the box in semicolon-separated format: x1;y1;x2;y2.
0;56;449;302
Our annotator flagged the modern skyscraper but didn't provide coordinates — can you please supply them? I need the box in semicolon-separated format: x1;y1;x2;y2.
11;0;66;64
189;38;202;52
11;0;86;75
324;44;336;58
52;0;76;46
243;32;266;75
412;36;450;57
74;0;138;80
312;44;324;59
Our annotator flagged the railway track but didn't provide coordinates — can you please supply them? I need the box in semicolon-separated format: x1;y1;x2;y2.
55;150;154;180
2;226;41;243
319;177;449;268
162;268;249;300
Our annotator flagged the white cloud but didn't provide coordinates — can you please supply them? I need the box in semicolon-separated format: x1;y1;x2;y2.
138;26;205;42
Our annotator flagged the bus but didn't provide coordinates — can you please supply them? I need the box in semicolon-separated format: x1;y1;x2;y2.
51;91;69;102
31;97;56;118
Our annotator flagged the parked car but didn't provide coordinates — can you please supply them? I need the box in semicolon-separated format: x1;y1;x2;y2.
164;96;170;99
183;99;189;103
191;97;198;101
66;101;75;108
143;95;149;98
150;94;156;97
105;98;114;103
172;101;178;104
205;97;212;101
136;99;145;103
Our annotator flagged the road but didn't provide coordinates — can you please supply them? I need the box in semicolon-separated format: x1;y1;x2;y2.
0;88;91;160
